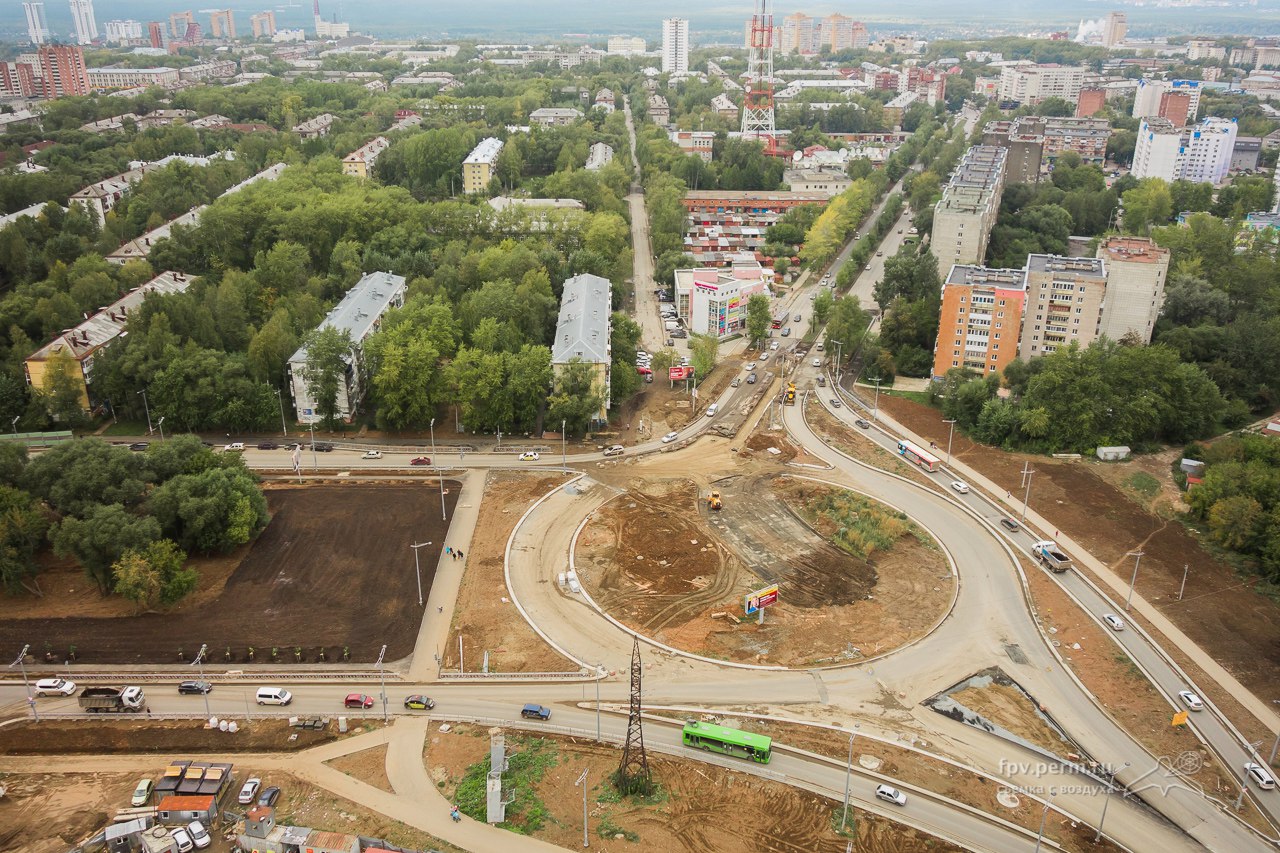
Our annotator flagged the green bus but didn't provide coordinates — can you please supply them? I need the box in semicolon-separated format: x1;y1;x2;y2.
681;720;772;764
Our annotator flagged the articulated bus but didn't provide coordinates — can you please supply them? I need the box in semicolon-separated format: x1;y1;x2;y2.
682;720;773;764
897;439;940;472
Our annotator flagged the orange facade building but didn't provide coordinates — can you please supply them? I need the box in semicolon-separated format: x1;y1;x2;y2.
932;265;1028;379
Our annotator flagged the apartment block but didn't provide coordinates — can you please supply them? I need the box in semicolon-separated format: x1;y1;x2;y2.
104;19;142;44
1096;237;1170;344
529;108;583;127
341;136;389;179
169;11;194;38
462;137;503;193
607;36;646;55
147;21;167;49
982;120;1043;183
931;146;1008;278
661;18;689;74
1019;255;1107;359
292;113;336;139
585;142;614;171
23;2;49;44
1133;116;1237;184
69;0;98;45
1075;87;1107;117
250;11;276;38
1186;40;1225;61
1133;78;1202;124
933;265;1027;379
552;273;613;425
820;15;865;51
998;64;1086;106
36;45;90;98
669;130;715;162
87;66;180;90
1041;117;1111;164
209;9;235;40
779;13;818;55
1102;12;1127;48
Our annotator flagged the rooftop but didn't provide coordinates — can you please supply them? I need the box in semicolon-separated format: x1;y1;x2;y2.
464;137;504;166
1096;236;1170;264
1026;254;1106;277
552;273;612;365
945;264;1027;288
292;113;336;132
488;196;586;212
343;136;390;163
155;794;215;810
288;271;407;364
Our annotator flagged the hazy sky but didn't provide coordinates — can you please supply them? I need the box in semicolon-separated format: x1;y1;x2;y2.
5;0;1279;43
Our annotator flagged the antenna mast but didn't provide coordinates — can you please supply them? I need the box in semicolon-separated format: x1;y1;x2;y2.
742;0;776;152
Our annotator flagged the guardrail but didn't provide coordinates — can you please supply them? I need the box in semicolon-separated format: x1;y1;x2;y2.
437;670;597;681
2;670;401;684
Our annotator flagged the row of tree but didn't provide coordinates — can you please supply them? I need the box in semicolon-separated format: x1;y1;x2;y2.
1183;435;1280;582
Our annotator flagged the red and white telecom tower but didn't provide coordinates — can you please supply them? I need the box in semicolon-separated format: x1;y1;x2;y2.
741;0;777;153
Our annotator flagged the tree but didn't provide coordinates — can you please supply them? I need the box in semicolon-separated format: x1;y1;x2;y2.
687;333;720;384
746;294;772;345
53;504;161;594
148;467;269;554
365;322;443;430
609;313;643;406
301;326;353;428
22;438;151;518
1122;178;1174;234
0;443;27;487
0;485;49;594
812;289;834;326
36;349;90;428
112;538;196;610
548;359;604;435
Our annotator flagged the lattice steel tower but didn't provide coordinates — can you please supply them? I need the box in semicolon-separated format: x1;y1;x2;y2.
615;637;652;795
741;0;776;150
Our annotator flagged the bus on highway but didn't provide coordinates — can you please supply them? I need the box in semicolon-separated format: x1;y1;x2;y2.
682;720;772;763
897;439;940;472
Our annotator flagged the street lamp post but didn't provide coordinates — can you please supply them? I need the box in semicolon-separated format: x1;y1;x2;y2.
138;389;153;434
376;644;388;723
157;416;165;443
840;724;860;832
595;665;603;742
1095;763;1128;842
833;340;844;386
8;645;36;721
942;418;957;465
192;643;211;720
275;389;288;436
308;424;318;472
1034;789;1056;853
1020;462;1035;524
410;542;431;607
867;375;882;422
10;415;18;437
574;768;589;848
1124;550;1145;612
561;419;567;472
430;418;446;521
1177;563;1190;601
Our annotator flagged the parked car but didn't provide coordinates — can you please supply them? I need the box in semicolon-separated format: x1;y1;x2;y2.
187;821;211;849
661;432;679;444
128;442;149;451
344;693;375;709
999;518;1019;532
1103;614;1125;631
257;786;281;807
131;778;154;807
876;251;883;256
521;703;552;720
410;456;431;466
404;694;436;710
875;784;907;805
855;418;870;429
34;678;77;697
257;441;279;450
1178;690;1204;711
950;481;970;494
224;442;245;452
177;680;212;695
518;451;540;461
865;264;872;271
362;450;382;459
170;827;194;853
237;778;261;804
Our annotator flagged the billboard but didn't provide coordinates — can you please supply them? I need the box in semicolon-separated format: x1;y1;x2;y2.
669;366;692;381
744;584;779;615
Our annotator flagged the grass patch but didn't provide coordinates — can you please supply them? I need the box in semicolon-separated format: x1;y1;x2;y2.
799;489;920;560
97;420;150;436
1124;472;1161;499
880;388;930;404
455;736;557;834
598;816;640;842
830;808;857;838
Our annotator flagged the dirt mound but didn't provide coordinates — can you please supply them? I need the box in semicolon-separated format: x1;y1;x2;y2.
743;429;798;462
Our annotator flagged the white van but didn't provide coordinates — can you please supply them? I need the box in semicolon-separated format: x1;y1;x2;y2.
1245;762;1276;790
255;687;292;706
705;403;719;418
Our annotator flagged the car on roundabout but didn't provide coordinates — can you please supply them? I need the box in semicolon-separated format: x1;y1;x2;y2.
518;451;540;461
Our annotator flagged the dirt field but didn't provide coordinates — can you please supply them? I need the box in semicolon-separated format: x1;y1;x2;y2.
576;475;952;667
440;471;576;673
424;724;964;853
0;485;457;665
327;744;393;793
0;718;342;754
0;770;138;853
805;398;937;489
875;393;1280;704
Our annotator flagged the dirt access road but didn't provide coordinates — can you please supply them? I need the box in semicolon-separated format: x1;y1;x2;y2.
0;485;457;665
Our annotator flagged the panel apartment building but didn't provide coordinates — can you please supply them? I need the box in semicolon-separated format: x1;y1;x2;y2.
931;146;1007;278
551;273;613;426
1133;117;1238;184
1018;255;1108;360
1096;236;1170;344
932;265;1027;379
997;64;1086;106
463;137;503;194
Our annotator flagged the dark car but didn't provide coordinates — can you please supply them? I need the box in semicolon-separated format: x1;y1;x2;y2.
128;442;149;451
344;693;375;709
257;441;279;450
404;694;436;710
178;680;213;695
999;518;1020;531
314;442;334;452
256;786;281;807
854;418;871;429
520;703;551;720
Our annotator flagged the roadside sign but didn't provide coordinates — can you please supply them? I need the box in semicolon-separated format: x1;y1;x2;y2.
1171;710;1189;727
744;584;779;615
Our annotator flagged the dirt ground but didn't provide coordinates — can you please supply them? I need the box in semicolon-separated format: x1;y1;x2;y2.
576;475;952;667
0;770;138;853
326;744;393;793
440;471;577;673
423;724;964;853
0;718;342;754
875;393;1280;705
0;485;458;665
805;398;937;490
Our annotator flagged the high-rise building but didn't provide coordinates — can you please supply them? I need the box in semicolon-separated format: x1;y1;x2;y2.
251;11;276;38
1186;40;1226;61
463;137;503;194
147;21;166;49
1096;237;1170;345
169;10;194;38
850;21;869;50
210;9;235;40
36;44;89;97
104;20;143;44
819;14;856;51
1019;255;1108;360
662;18;689;73
0;61;40;98
780;13;817;55
997;64;1085;105
607;36;646;55
1133;116;1237;184
982;120;1044;183
1132;78;1202;124
1132;117;1183;180
932;265;1028;379
1102;12;1127;48
931;146;1008;278
69;0;98;45
23;2;49;45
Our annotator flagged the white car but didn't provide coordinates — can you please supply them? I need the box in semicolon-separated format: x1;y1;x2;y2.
759;352;770;362
744;362;756;371
1103;614;1125;631
362;450;382;459
170;827;194;853
950;481;970;494
812;358;821;367
34;678;76;697
661;432;679;444
705;404;718;418
1178;690;1204;711
875;784;907;806
223;442;245;452
518;452;540;461
130;778;153;806
187;821;211;849
770;341;779;350
238;777;262;805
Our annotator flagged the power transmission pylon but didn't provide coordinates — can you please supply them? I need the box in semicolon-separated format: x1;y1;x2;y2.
741;0;777;153
615;637;652;795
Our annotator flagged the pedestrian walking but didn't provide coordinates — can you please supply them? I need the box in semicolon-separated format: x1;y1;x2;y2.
446;546;453;557
1005;490;1011;499
457;550;464;561
451;805;461;823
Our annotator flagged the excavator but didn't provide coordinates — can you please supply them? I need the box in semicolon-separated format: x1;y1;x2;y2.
784;381;797;406
707;490;723;511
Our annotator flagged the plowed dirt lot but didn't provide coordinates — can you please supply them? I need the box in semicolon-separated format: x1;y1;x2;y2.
0;484;457;664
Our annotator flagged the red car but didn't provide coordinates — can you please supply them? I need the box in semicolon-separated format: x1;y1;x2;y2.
344;693;375;709
410;457;431;466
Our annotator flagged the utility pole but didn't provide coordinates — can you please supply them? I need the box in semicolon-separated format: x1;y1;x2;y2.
1019;462;1035;523
458;633;464;674
430;418;445;521
10;415;19;437
575;768;589;848
841;724;859;831
562;419;567;471
1034;789;1056;853
157;416;165;443
1177;564;1190;601
943;418;957;465
376;644;388;723
8;645;36;721
192;643;211;719
1125;550;1144;612
410;542;431;607
309;423;318;471
138;389;153;434
596;665;603;742
275;388;288;436
1094;763;1128;842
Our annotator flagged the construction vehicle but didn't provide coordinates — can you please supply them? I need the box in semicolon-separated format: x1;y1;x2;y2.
708;490;723;511
1030;541;1073;573
784;382;796;406
78;685;145;713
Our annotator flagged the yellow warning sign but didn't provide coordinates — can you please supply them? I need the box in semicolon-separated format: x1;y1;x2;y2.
1172;710;1189;727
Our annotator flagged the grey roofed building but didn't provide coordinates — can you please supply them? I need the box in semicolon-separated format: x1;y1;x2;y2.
288;271;406;424
552;273;613;424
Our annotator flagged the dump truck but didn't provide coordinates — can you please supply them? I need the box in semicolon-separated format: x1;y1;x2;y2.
1030;541;1073;573
708;490;723;511
784;382;797;406
78;686;145;713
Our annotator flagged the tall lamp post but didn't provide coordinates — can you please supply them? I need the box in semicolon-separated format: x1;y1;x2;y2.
275;389;288;436
308;423;318;472
840;723;860;831
1019;462;1035;524
137;389;153;434
1034;789;1057;853
10;415;19;437
8;645;36;721
409;541;431;607
942;418;957;465
574;768;589;848
157;416;165;443
376;644;388;723
833;340;846;387
191;643;211;720
429;419;446;521
1095;763;1129;842
561;419;567;472
867;374;882;422
1124;550;1145;612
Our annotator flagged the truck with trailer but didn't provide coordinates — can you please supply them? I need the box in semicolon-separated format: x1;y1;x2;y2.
78;685;145;713
1030;541;1073;573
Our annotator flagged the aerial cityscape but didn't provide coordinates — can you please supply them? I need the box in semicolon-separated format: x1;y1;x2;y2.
0;1;1279;852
